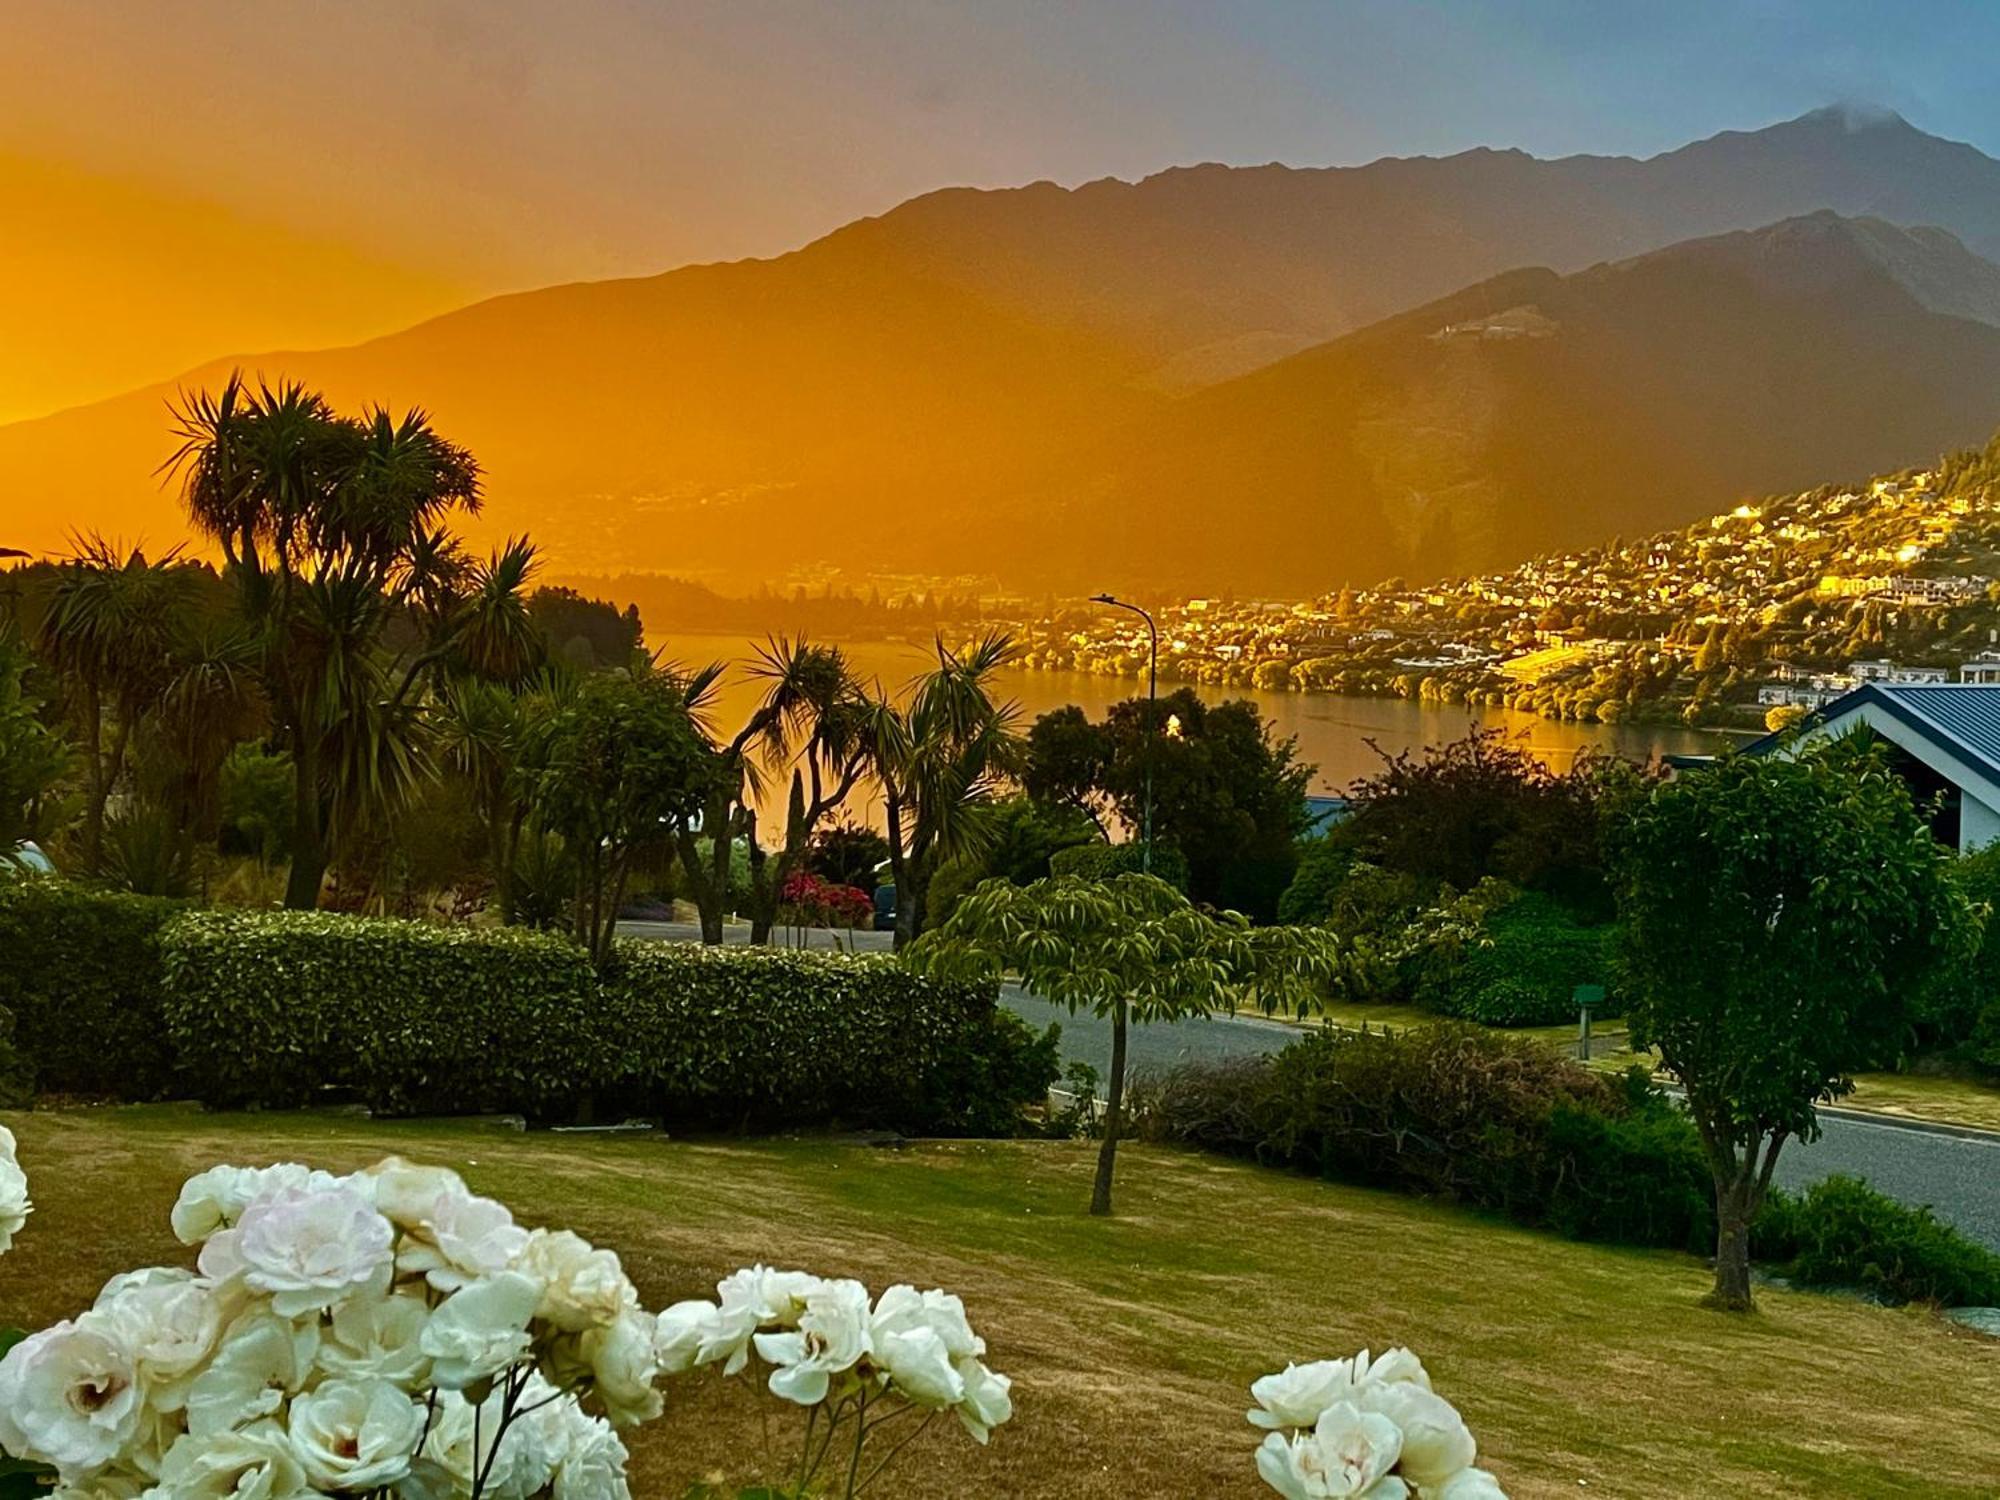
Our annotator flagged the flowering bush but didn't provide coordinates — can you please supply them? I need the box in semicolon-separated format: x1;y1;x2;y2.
0;1125;27;1255
0;1157;664;1498
1249;1348;1504;1498
656;1265;1013;1497
777;872;874;931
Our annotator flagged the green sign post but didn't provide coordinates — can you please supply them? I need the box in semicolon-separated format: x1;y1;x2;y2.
1573;983;1606;1061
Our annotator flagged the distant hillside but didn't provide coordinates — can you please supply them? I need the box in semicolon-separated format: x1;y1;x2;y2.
7;105;2000;587
1022;213;2000;595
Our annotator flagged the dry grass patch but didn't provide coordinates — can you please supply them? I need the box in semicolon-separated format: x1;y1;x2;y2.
2;1106;1996;1498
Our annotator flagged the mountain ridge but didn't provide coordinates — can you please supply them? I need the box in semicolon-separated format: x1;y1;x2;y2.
8;106;2000;594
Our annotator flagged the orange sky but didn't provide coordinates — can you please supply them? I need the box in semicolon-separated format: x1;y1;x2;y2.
2;1;1990;429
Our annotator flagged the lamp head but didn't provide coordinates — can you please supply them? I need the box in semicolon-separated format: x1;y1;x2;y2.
1088;592;1116;605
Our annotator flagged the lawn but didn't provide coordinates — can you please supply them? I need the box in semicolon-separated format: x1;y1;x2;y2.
4;1107;1997;1498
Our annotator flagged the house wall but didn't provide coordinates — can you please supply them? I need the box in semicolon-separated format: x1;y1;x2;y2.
1964;793;2000;851
1783;699;2000;853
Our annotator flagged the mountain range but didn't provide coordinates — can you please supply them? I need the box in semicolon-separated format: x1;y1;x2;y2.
7;104;2000;595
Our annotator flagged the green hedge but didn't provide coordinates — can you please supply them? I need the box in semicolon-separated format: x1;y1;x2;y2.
149;909;1055;1134
0;879;182;1097
1414;891;1617;1026
160;911;603;1115
598;942;1056;1134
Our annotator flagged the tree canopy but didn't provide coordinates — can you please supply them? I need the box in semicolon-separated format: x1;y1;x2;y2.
1609;735;1977;1308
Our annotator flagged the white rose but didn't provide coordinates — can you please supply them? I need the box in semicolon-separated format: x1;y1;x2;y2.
184;1312;320;1438
197;1183;392;1317
1255;1402;1407;1500
1356;1382;1476;1491
420;1270;541;1389
406;1384;548;1500
874;1323;964;1408
0;1151;29;1254
553;1404;632;1500
396;1189;528;1294
752;1277;871;1407
0;1314;144;1479
581;1310;663;1427
953;1356;1013;1444
716;1264;821;1328
317;1290;432;1386
92;1273;223;1410
1355;1347;1431;1391
147;1420;312;1499
1433;1467;1508;1499
869;1285;985;1360
356;1157;467;1231
518;1230;638;1332
287;1378;424;1491
170;1164;342;1246
495;1375;578;1498
0;1122;15;1162
1249;1359;1361;1431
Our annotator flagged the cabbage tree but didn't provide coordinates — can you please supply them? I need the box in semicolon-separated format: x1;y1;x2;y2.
908;873;1346;1215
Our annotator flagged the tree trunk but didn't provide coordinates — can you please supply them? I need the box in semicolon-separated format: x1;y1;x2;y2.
79;683;106;873
282;746;327;910
893;870;926;951
1708;1175;1757;1312
1089;999;1130;1217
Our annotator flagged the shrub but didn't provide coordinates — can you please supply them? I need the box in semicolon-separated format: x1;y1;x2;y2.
1412;890;1617;1026
160;910;605;1114
1754;1175;2000;1307
1132;1024;1710;1251
152;910;1054;1135
0;879;182;1097
598;942;1056;1135
1049;839;1190;891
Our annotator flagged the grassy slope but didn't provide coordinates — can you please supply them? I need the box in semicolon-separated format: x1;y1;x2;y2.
2;1107;1995;1499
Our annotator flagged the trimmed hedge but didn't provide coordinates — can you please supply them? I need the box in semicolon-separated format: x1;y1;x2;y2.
598;941;1056;1134
150;909;1055;1134
161;911;603;1115
0;879;182;1097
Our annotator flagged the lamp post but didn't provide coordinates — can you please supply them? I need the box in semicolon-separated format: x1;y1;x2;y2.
1088;593;1156;874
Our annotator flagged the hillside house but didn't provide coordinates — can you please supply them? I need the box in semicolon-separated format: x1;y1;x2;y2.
1745;683;2000;850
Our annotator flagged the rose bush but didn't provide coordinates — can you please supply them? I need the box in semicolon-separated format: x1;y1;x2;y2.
1249;1348;1504;1499
0;1152;1016;1500
657;1264;1014;1496
0;1156;659;1499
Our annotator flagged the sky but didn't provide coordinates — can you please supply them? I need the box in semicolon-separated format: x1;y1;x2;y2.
4;0;2000;423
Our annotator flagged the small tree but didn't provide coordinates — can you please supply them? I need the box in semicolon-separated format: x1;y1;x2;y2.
1609;737;1976;1310
519;670;713;965
907;873;1346;1216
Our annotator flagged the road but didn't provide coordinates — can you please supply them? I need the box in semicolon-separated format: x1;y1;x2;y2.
1002;990;2000;1251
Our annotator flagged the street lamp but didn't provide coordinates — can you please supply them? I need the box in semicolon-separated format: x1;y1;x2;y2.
1089;592;1156;874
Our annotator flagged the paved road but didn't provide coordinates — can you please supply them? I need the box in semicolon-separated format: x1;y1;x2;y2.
1002;990;2000;1251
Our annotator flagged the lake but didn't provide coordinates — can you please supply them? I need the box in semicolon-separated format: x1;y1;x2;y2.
646;631;1735;830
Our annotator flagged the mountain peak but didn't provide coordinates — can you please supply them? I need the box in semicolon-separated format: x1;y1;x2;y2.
1794;101;1914;134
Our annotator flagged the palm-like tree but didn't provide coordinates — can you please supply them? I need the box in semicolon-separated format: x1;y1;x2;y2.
165;375;528;908
37;537;193;870
867;631;1024;948
670;638;879;944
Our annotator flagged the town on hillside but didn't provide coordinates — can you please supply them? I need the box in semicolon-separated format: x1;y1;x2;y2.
1007;435;2000;731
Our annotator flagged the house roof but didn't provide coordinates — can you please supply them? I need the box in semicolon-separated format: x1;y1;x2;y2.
1745;682;2000;786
